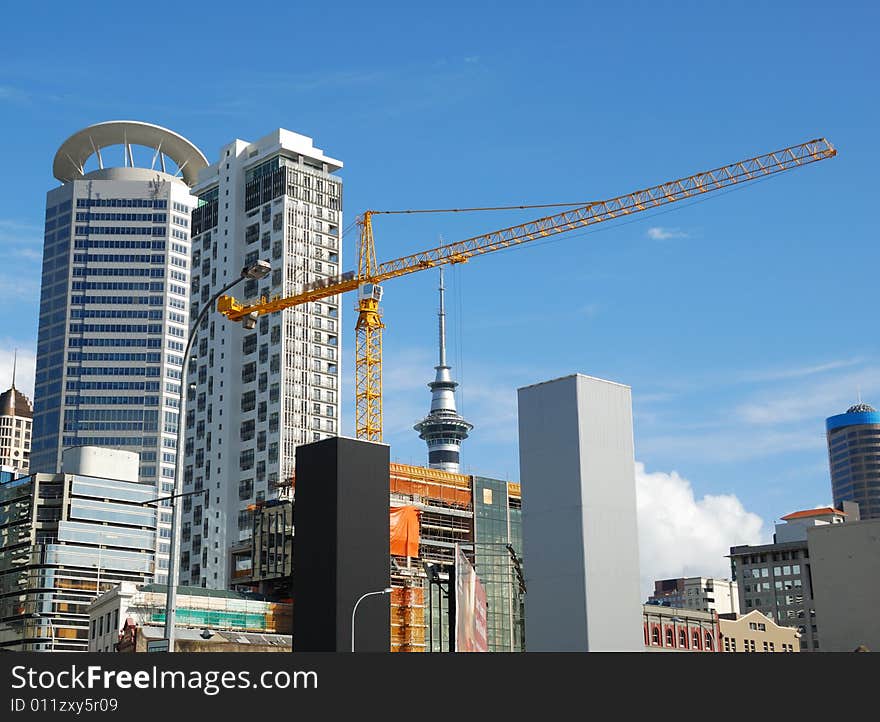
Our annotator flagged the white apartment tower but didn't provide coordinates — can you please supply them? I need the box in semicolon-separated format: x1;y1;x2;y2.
179;129;342;589
30;121;206;583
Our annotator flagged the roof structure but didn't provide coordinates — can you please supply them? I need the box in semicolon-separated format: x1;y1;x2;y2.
780;507;845;521
53;120;208;186
0;387;32;418
847;403;877;414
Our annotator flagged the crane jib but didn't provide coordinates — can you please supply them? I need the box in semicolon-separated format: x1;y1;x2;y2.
216;137;836;442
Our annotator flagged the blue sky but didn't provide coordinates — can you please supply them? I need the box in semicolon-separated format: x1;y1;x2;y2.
1;1;877;583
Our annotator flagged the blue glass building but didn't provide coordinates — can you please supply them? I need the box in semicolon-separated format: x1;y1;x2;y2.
826;403;880;520
30;121;207;582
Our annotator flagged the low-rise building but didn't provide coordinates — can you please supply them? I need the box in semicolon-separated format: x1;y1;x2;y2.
642;603;720;652
0;448;155;652
718;610;799;652
728;506;848;651
117;620;290;652
648;577;740;615
87;581;291;652
808;517;880;651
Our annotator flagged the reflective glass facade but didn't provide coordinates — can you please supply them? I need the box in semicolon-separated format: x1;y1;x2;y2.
473;476;524;652
826;409;880;520
0;472;156;652
31;174;197;583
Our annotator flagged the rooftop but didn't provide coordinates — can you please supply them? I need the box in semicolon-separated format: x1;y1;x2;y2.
0;386;32;418
780;507;846;521
138;583;270;602
847;402;876;413
53;120;208;186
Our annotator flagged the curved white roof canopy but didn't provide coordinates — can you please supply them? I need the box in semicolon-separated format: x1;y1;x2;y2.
53;120;208;187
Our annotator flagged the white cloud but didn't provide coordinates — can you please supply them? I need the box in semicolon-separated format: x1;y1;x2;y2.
635;461;768;599
646;226;688;240
0;218;41;241
637;427;826;463
735;368;880;425
738;358;863;383
0;343;36;399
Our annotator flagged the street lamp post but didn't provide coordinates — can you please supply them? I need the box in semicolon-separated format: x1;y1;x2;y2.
350;588;392;653
163;260;270;653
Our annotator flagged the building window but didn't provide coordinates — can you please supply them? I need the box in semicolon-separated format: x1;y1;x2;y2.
665;628;673;646
704;633;713;651
651;628;660;646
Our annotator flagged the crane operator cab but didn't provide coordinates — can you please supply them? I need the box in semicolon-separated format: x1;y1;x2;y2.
358;283;384;304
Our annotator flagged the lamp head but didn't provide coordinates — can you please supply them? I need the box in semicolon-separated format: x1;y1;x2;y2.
242;311;259;330
242;259;271;280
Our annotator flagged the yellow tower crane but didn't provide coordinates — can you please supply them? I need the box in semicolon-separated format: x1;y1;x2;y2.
217;138;836;441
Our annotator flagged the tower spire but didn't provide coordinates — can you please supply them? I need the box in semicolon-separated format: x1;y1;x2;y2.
11;348;16;389
438;266;446;368
413;268;473;473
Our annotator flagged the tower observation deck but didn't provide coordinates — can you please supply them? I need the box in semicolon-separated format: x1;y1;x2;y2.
413;268;473;473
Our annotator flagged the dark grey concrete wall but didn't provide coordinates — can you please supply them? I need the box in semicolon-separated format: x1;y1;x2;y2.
292;437;390;652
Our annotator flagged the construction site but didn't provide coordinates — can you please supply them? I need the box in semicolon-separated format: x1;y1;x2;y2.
229;462;523;652
219;138;836;652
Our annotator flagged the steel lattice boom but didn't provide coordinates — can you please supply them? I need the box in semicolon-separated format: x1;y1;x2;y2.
216;137;837;440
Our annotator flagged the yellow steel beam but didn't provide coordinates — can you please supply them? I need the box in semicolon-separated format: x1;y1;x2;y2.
217;138;835;322
355;295;384;441
216;138;836;443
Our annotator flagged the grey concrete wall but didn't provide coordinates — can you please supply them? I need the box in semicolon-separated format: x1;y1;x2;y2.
518;374;643;651
808;519;880;652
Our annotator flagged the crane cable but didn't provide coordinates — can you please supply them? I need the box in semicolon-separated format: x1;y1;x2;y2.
362;154;823;253
369;201;595;216
431;166;805;262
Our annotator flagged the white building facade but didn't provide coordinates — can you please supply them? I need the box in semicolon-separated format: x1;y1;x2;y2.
648;576;740;615
30;121;206;583
179;129;343;589
518;374;644;651
0;383;33;474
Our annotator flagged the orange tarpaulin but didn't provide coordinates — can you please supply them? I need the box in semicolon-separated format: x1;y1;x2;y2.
390;506;420;557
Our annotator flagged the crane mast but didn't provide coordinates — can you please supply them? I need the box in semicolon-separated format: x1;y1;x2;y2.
217;138;837;442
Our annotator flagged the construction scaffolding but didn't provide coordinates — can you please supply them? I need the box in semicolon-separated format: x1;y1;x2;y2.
390;585;426;653
226;462;522;651
129;585;292;635
388;463;474;652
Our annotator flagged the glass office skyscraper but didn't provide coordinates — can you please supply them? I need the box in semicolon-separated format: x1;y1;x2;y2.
30;121;207;582
826;402;880;520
